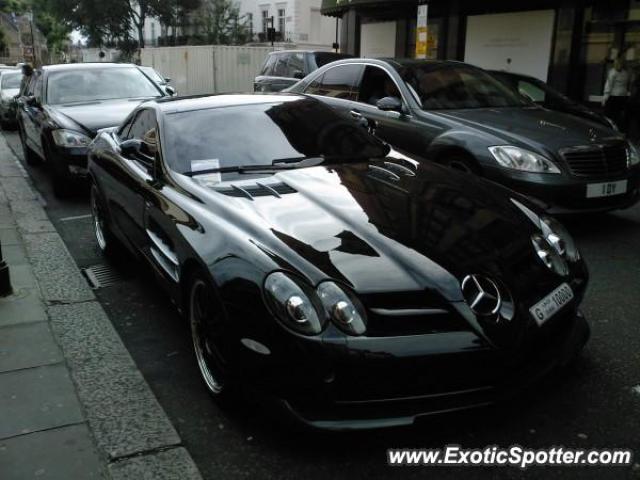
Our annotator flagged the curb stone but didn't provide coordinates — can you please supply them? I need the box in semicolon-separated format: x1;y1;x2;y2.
0;133;203;479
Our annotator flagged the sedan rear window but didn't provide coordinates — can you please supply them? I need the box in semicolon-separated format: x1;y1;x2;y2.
47;67;162;105
163;98;389;174
1;72;21;89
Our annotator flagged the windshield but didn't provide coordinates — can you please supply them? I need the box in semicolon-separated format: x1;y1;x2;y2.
163;98;389;174
1;72;21;89
396;63;529;110
47;67;162;104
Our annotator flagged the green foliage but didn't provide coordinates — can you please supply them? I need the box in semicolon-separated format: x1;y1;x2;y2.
198;0;251;45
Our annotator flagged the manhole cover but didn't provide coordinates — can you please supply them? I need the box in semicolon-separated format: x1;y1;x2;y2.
81;264;128;289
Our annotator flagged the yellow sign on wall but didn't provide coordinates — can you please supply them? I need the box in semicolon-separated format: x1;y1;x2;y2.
415;4;428;59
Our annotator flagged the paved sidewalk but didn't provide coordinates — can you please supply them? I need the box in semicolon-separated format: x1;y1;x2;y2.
0;135;202;479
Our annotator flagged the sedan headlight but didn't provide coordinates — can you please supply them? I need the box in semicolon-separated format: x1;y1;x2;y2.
531;233;569;276
627;141;640;168
264;272;324;336
317;281;367;336
540;215;580;262
51;129;92;148
489;146;560;174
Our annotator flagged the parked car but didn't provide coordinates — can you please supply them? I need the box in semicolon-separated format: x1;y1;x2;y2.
254;50;352;92
88;93;589;429
17;63;166;197
287;59;640;214
138;65;176;96
489;70;617;130
0;69;21;129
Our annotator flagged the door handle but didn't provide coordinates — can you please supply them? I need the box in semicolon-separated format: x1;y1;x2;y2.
350;110;363;119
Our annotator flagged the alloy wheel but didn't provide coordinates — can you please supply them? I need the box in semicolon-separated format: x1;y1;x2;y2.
91;187;107;252
190;278;225;395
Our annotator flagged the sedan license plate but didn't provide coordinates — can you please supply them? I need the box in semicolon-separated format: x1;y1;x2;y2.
529;283;574;326
586;180;627;198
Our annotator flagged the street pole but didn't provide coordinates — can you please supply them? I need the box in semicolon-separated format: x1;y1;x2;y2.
29;10;37;66
0;241;12;297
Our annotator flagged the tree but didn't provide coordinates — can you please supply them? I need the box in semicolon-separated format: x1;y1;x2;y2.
198;0;250;45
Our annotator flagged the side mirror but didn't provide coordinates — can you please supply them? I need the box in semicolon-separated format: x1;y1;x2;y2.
120;138;142;157
376;96;403;113
293;70;305;80
165;86;176;96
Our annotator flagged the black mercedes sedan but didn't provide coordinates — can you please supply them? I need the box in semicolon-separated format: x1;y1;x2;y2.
286;58;640;214
17;63;166;197
88;94;589;430
489;70;617;131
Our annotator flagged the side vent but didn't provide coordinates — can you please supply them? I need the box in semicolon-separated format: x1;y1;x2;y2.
215;182;297;199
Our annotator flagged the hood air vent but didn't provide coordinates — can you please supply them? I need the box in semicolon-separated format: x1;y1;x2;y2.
215;181;297;200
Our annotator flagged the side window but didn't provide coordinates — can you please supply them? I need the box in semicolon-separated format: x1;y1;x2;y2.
260;54;277;76
304;73;324;95
273;54;290;77
307;64;363;100
357;66;402;106
518;80;546;103
287;52;305;78
128;109;157;142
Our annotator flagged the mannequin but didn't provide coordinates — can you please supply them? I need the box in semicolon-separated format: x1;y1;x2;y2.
603;58;631;132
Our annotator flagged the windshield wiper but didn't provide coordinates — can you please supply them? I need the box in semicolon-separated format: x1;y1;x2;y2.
183;164;298;177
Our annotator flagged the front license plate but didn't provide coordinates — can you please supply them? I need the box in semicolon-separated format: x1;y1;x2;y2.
529;283;574;326
586;180;627;198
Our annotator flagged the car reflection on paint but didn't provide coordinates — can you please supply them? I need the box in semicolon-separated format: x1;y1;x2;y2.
88;93;590;430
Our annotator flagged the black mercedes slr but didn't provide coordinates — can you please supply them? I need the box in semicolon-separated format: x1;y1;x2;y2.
87;94;590;430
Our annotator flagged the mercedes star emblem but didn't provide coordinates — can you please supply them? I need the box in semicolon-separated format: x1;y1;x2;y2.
461;274;502;316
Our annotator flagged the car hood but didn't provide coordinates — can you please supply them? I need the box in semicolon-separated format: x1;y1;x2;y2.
192;159;554;305
434;106;624;150
49;99;149;135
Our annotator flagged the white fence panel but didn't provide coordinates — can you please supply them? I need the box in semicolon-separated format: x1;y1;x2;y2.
141;45;276;96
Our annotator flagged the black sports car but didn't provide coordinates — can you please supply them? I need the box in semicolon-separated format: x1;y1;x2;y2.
88;94;590;430
17;63;165;197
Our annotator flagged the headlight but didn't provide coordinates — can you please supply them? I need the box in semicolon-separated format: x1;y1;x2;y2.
539;215;580;262
489;146;560;174
264;272;324;335
627;141;640;168
531;233;569;276
51;129;92;148
317;281;367;336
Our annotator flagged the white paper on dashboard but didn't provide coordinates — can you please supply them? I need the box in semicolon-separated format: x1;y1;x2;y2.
191;159;221;185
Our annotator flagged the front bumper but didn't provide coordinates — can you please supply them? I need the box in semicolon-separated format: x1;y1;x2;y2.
275;309;589;430
484;165;640;214
50;145;90;177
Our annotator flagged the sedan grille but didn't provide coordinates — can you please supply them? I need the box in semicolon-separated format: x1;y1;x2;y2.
561;144;628;177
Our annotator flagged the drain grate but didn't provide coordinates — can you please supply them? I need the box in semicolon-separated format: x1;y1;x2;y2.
81;263;128;289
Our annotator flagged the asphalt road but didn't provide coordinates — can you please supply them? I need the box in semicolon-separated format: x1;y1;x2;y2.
3;129;640;480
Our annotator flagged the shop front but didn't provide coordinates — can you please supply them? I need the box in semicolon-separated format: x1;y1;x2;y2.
321;0;640;124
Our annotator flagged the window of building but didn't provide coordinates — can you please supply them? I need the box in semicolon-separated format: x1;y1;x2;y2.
247;13;253;35
261;8;269;34
278;7;286;34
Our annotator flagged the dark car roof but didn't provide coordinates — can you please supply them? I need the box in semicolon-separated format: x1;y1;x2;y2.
150;93;307;113
488;70;539;82
268;50;347;55
40;63;138;73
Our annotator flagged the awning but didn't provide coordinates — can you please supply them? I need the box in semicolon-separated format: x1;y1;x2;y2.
321;0;418;17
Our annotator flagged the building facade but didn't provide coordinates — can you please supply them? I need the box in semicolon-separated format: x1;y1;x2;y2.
321;0;640;105
239;0;339;47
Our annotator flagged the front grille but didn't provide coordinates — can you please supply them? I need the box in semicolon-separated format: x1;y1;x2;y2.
561;144;628;177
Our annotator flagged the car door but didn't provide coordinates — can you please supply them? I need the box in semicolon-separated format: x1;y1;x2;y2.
20;73;45;157
107;109;157;250
351;65;428;158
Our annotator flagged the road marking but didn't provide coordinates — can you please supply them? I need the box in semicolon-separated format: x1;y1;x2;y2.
60;214;92;222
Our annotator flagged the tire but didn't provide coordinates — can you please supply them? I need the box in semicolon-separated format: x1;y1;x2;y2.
188;272;238;406
90;184;123;258
19;127;41;166
441;154;481;175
